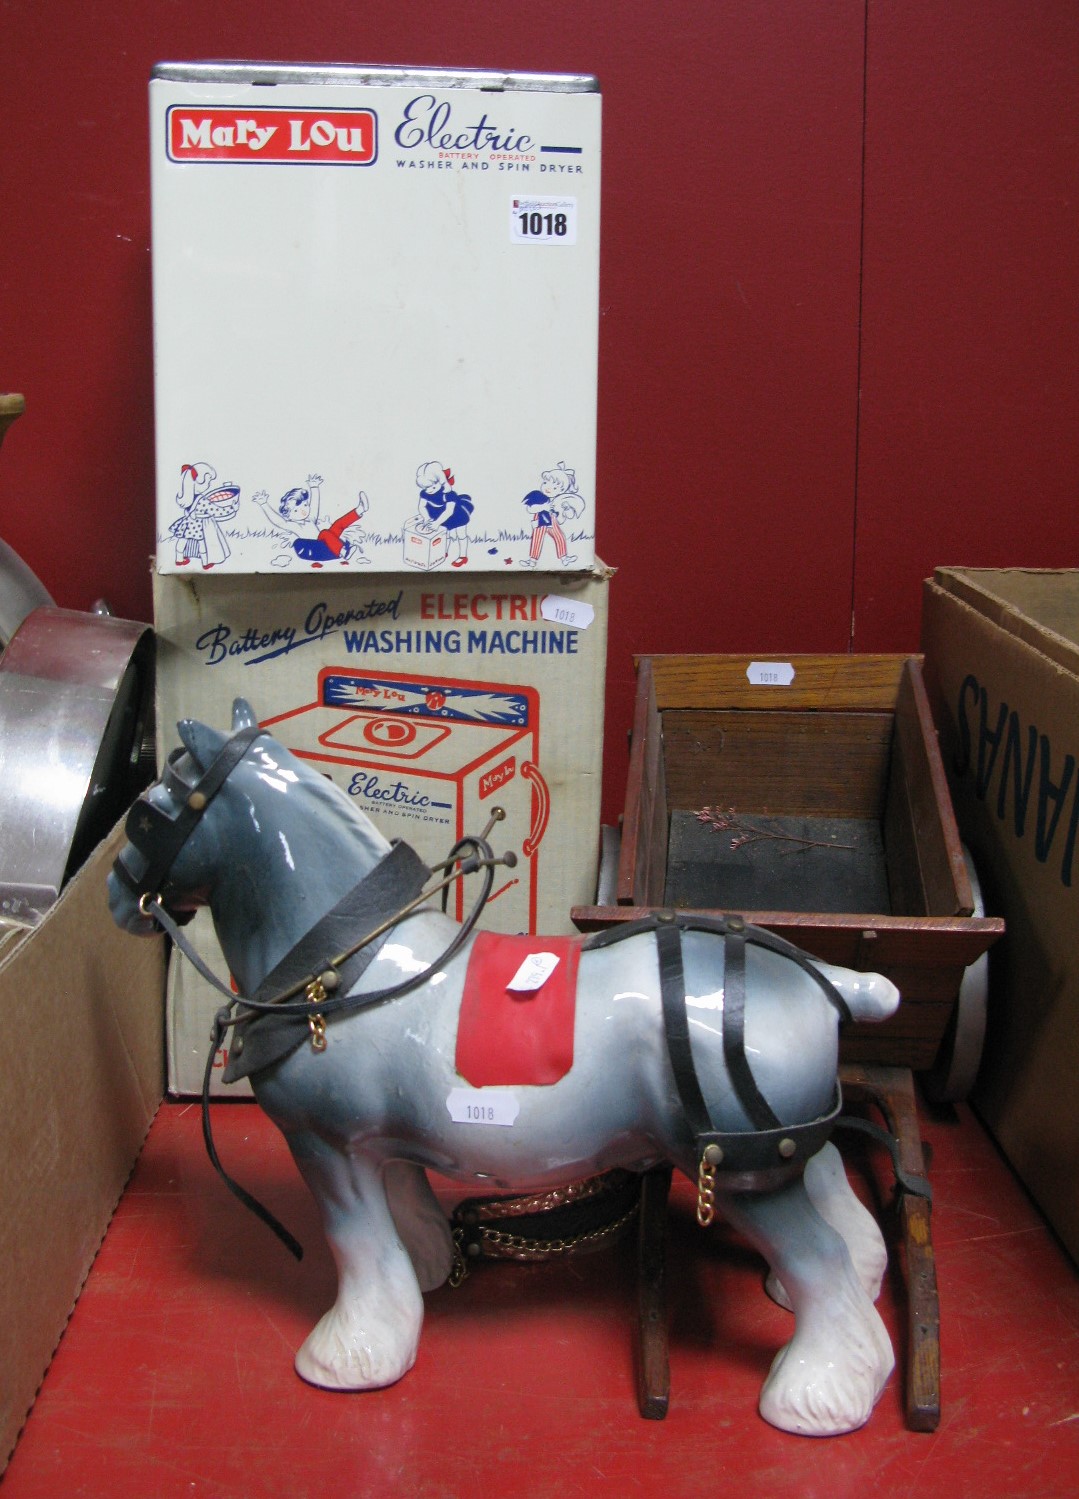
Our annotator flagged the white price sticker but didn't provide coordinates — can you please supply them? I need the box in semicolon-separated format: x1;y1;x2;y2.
511;196;577;245
746;661;795;687
506;951;560;993
540;595;594;630
446;1088;520;1127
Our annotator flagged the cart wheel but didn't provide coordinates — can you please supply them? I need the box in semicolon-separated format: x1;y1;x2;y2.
922;846;989;1103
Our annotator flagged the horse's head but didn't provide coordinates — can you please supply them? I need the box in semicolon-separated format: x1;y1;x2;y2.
107;697;261;934
107;697;392;940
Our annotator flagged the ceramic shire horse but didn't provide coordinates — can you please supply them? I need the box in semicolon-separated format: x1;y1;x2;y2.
108;700;902;1437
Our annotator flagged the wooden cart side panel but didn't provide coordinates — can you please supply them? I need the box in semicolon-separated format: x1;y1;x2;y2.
571;905;1003;967
645;746;669;906
906;655;974;912
882;718;926;917
617;660;668;905
640;654;910;712
839;1028;950;1070
660;709;893;817
885;659;973;917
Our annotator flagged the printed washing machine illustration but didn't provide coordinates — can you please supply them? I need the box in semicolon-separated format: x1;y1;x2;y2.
262;667;550;932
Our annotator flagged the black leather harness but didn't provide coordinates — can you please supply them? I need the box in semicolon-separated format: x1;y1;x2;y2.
222;839;432;1082
584;911;850;1190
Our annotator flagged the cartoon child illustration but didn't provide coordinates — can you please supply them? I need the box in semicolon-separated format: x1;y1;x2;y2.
169;461;240;568
521;461;583;568
410;462;474;568
254;474;371;568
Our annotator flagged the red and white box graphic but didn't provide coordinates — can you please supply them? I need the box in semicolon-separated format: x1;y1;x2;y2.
264;667;549;931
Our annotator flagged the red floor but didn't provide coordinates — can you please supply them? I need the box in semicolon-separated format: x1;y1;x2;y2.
5;1097;1078;1498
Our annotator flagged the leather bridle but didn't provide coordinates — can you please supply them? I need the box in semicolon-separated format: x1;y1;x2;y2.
111;723;265;915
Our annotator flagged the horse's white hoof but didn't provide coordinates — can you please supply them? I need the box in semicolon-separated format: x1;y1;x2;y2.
758;1305;894;1436
294;1308;418;1392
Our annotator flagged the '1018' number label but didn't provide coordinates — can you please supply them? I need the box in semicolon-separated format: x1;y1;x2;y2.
511;197;577;246
446;1087;520;1127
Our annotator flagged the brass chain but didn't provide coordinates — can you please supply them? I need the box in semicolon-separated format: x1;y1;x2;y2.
449;1201;639;1285
305;977;329;1052
696;1153;717;1227
462;1173;623;1223
448;1232;469;1288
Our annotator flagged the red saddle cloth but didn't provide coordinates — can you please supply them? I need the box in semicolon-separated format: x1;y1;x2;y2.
455;931;582;1086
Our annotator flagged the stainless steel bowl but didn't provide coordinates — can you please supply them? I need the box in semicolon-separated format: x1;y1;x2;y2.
0;607;155;928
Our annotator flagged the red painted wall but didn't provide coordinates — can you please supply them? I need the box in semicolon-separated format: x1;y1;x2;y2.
855;2;1079;647
2;3;1077;822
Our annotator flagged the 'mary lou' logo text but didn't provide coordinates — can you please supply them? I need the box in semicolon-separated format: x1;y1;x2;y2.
166;107;377;165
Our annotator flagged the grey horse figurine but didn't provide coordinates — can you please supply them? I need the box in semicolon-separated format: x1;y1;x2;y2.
107;699;901;1436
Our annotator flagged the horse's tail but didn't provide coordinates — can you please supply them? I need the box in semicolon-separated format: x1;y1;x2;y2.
812;962;900;1023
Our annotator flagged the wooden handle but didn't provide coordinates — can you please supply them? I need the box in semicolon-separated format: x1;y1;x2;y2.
0;393;26;449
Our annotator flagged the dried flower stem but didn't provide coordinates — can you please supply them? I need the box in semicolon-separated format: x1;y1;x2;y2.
694;806;854;855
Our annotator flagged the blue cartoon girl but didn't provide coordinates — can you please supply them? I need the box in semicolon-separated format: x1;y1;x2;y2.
521;461;583;567
411;462;474;568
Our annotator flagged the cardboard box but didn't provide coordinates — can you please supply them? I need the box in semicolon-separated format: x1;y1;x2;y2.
0;823;165;1474
152;565;610;1093
573;654;1003;1071
150;64;600;576
922;568;1079;1262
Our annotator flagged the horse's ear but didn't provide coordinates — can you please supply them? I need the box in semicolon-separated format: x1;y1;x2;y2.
232;698;259;731
177;718;229;770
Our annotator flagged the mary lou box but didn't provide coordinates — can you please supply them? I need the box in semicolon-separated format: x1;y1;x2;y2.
153;565;609;1094
150;63;600;575
922;568;1079;1263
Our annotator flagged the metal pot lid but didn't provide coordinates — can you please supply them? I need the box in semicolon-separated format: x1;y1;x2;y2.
0;606;155;929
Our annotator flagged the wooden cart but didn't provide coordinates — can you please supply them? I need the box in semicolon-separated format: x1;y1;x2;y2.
572;654;1004;1430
